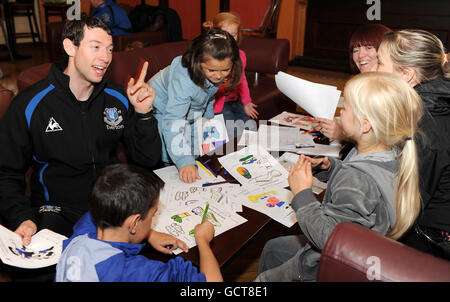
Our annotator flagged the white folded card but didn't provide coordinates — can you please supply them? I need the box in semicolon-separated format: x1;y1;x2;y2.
275;71;341;120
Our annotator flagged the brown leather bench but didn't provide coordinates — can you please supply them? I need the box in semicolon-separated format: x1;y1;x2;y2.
317;222;450;282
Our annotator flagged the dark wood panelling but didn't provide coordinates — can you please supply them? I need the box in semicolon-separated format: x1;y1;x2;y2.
296;0;450;72
220;0;230;12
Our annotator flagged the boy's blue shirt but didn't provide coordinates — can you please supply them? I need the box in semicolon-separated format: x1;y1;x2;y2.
150;56;221;169
55;212;206;282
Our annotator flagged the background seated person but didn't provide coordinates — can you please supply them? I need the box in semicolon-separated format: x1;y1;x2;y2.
90;0;132;37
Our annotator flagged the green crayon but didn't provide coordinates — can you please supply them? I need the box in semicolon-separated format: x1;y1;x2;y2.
201;202;210;224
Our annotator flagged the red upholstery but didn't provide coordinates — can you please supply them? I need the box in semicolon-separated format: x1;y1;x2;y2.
317;222;450;282
240;36;289;74
106;40;191;88
17;63;52;92
18;37;295;122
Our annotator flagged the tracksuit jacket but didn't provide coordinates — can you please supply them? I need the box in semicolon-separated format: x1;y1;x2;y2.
0;62;161;231
55;212;206;282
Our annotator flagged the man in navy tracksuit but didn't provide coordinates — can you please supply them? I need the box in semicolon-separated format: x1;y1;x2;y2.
0;17;161;245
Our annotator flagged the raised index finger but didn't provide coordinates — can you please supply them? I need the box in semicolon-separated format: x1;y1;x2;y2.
135;61;149;85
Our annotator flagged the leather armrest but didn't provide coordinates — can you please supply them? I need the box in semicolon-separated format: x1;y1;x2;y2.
318;222;450;282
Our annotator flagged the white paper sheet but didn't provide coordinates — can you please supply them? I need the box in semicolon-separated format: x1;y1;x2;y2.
275;71;341;120
237;129;342;158
295;143;343;158
218;144;290;190
257;124;315;151
0;226;67;269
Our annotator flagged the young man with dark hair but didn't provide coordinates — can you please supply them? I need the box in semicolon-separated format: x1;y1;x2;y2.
0;16;161;246
55;164;222;282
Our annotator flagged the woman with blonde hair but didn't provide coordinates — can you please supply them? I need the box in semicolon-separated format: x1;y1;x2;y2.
377;29;450;260
256;72;423;281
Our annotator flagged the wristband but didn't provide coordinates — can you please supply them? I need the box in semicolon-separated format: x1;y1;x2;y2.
136;108;153;120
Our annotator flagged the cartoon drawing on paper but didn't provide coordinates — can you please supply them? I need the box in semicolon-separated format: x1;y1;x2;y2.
165;223;185;237
266;196;285;208
197;115;229;155
237;167;251;179
171;212;191;223
248;190;276;202
7;242;55;260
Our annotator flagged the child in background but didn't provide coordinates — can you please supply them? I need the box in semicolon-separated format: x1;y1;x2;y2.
256;72;423;281
149;28;243;183
203;12;258;139
55;164;222;282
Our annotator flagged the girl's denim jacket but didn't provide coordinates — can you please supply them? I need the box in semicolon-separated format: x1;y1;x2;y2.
149;56;220;169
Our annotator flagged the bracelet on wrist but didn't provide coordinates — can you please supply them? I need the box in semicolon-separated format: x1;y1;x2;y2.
136;109;154;120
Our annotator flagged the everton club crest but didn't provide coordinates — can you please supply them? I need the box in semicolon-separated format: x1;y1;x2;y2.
104;108;124;130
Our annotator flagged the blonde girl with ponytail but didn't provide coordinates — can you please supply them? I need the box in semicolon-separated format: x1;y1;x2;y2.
256;72;423;282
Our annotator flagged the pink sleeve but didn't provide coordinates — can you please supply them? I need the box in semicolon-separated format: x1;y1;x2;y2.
213;84;226;114
238;50;252;106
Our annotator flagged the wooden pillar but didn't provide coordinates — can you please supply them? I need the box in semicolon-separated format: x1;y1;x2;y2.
220;0;229;12
276;0;307;60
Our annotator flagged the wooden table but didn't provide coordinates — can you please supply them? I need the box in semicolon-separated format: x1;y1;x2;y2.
140;131;327;267
141;136;275;267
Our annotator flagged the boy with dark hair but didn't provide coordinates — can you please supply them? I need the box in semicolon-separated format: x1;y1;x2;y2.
55;164;222;282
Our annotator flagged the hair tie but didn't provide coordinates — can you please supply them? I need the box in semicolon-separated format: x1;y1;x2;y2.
405;137;413;141
211;33;227;40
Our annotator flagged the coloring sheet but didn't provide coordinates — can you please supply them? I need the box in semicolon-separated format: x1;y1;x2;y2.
196;114;229;156
231;186;296;228
278;152;328;195
159;183;243;214
269;111;315;130
152;193;247;255
218;144;290;190
0;225;67;269
154;163;225;187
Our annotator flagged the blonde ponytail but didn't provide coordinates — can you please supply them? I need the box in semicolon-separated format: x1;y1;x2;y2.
389;138;421;239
